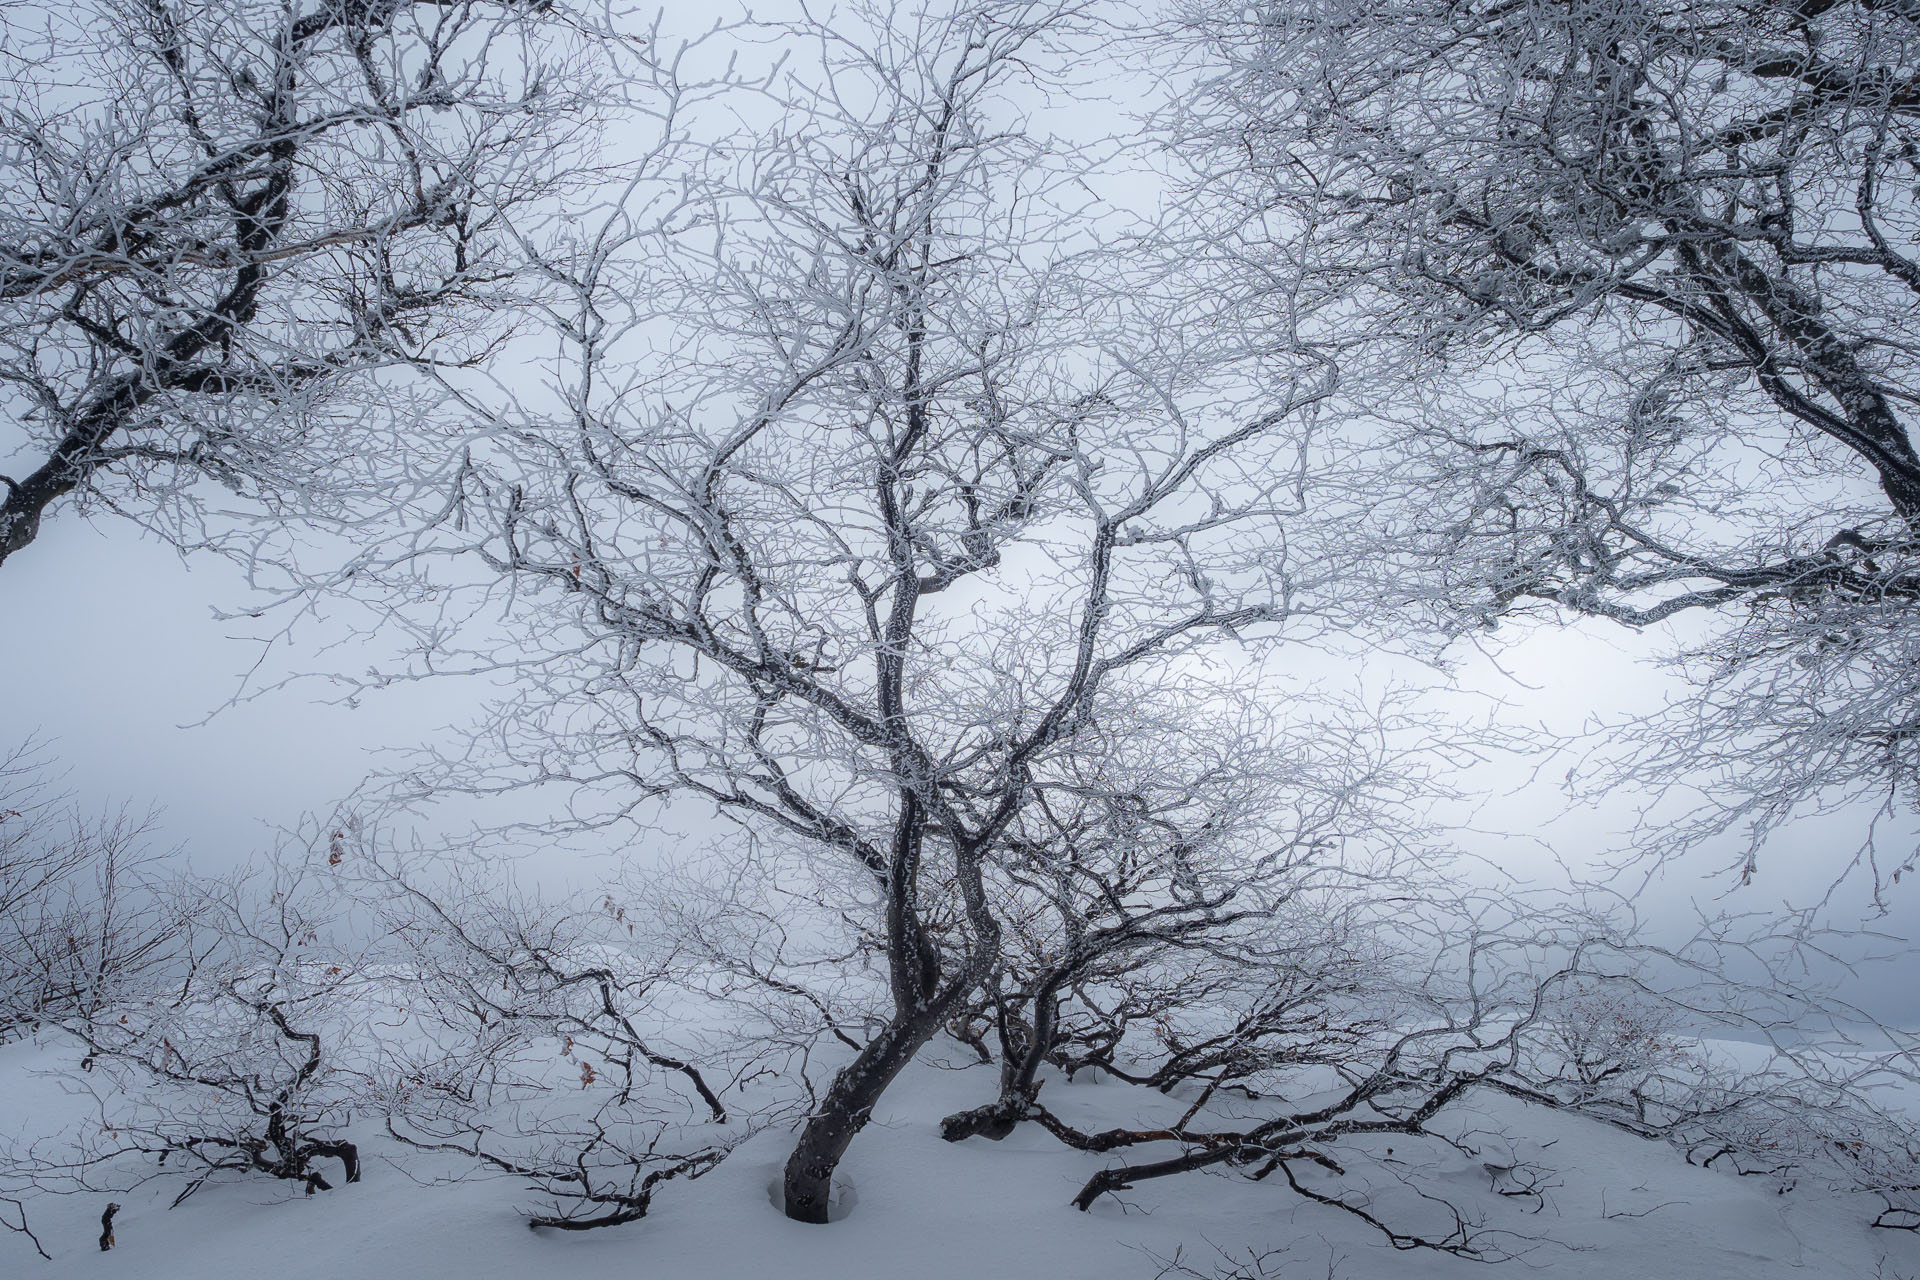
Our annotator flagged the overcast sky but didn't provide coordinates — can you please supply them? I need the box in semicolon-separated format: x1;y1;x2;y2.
0;516;491;870
3;0;1917;1031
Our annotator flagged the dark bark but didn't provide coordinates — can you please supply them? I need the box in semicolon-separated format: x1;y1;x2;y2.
1072;1146;1241;1211
939;1096;1029;1143
0;0;481;571
779;770;989;1218
305;1139;360;1187
939;982;1057;1143
0;379;144;567
780;1004;951;1223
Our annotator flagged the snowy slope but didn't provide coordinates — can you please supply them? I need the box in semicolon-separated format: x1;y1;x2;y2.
6;1028;1920;1280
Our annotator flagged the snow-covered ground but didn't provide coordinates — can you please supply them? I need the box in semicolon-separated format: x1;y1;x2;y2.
6;1027;1920;1280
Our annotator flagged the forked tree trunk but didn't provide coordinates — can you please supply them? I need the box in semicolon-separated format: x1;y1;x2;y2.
941;974;1065;1143
781;1006;947;1223
306;1139;361;1188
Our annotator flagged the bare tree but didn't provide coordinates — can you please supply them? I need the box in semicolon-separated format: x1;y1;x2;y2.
46;852;371;1203
345;835;778;1230
1029;898;1920;1255
934;688;1432;1144
343;0;1437;1224
11;6;1920;1259
0;742;182;1037
1169;0;1920;882
0;0;595;571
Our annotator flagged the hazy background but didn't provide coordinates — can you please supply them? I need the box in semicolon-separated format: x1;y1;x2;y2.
7;502;1917;1021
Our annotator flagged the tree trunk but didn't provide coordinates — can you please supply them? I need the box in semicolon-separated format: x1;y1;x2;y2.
939;977;1062;1143
307;1139;360;1187
781;1008;944;1223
